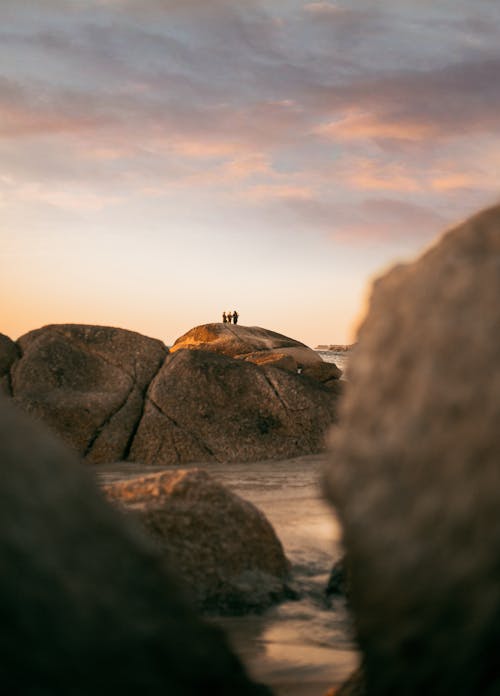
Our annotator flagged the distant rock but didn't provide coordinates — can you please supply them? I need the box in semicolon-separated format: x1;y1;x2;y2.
326;205;500;694
172;323;341;380
12;324;167;463
0;332;19;395
302;361;342;385
316;344;354;352
0;396;271;695
130;347;339;464
104;469;291;614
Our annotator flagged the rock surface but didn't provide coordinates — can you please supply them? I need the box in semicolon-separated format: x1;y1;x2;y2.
12;324;167;463
0;332;19;395
130;347;339;464
171;323;341;381
326;205;500;694
325;557;348;599
104;469;291;613
0;396;271;695
8;323;339;465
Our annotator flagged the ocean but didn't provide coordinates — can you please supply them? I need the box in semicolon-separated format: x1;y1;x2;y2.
316;350;350;375
95;350;357;695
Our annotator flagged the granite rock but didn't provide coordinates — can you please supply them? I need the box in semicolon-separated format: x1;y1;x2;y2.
130;348;339;464
104;468;291;613
0;332;19;395
326;205;500;694
12;324;167;462
0;396;271;695
171;323;340;378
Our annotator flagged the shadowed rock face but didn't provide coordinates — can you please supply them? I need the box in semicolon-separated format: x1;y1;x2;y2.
0;397;271;695
0;332;19;395
130;348;339;464
12;324;167;463
104;469;291;614
326;206;500;695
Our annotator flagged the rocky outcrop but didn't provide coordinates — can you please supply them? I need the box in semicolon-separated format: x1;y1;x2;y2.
171;323;342;383
130;347;339;464
0;396;271;695
0;332;19;395
326;205;500;695
12;324;168;463
104;469;291;614
8;323;339;465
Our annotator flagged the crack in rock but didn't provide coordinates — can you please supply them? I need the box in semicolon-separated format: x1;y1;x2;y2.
83;379;136;458
148;395;216;461
122;353;169;461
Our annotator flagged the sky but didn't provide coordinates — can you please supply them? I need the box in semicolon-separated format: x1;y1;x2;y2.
2;0;500;346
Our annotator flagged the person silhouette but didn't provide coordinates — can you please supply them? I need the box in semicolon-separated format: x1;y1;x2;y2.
233;310;239;325
227;311;233;324
222;311;227;324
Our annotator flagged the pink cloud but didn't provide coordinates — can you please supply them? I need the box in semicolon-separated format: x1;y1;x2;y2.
343;158;421;193
315;110;438;143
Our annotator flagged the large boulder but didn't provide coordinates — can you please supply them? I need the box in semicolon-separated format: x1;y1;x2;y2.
0;396;271;695
130;347;339;464
104;469;291;614
9;323;339;466
0;332;19;395
12;324;167;463
326;206;500;694
171;323;341;380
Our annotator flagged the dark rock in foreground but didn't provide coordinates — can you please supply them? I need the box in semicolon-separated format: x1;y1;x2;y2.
130;347;339;464
0;397;271;695
326;205;500;695
0;332;19;395
104;469;291;614
325;557;348;599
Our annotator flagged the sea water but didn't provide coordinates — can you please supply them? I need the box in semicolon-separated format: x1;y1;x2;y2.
316;350;350;375
95;350;357;695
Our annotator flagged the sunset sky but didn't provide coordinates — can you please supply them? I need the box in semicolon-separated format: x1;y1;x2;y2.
2;0;500;346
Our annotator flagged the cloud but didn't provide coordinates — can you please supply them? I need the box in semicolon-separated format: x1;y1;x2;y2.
1;0;499;242
315;110;437;143
343;158;421;193
304;2;343;15
242;184;314;202
313;57;500;147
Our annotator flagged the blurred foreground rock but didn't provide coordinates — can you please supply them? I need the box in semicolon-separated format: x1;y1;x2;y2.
104;469;291;614
325;557;348;599
0;332;19;395
0;396;271;695
326;205;500;694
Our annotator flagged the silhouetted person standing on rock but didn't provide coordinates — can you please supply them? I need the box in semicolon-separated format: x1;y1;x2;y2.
222;311;227;324
233;310;239;325
227;312;233;324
